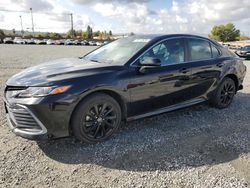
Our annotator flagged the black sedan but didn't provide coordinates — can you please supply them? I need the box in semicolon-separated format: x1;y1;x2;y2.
3;34;247;143
236;45;250;59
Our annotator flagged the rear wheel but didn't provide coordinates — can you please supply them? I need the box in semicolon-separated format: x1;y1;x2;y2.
210;77;236;109
72;93;121;143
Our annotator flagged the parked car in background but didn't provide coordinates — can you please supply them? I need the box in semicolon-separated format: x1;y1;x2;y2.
26;38;36;45
4;34;246;143
55;39;65;45
96;41;103;46
35;39;47;45
13;37;25;44
89;41;97;46
235;45;250;59
103;41;110;45
46;39;55;45
64;39;74;45
81;40;89;45
3;37;13;44
73;40;81;45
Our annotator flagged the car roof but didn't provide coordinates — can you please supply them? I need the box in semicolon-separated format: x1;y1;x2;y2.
135;34;208;40
133;34;221;47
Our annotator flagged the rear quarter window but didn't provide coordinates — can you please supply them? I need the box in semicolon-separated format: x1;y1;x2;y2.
211;44;220;58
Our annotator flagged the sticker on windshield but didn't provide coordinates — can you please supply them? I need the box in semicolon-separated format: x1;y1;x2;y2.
133;39;151;43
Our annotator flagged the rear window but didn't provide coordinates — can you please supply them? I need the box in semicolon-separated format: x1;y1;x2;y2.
188;38;212;61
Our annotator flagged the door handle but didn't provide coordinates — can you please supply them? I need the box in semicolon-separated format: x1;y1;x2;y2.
179;68;190;74
216;63;224;67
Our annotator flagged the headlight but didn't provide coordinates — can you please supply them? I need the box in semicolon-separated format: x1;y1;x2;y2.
16;85;71;98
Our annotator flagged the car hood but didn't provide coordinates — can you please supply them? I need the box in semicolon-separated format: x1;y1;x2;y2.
6;58;123;86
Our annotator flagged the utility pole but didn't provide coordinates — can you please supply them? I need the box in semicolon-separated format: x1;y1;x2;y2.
19;15;24;38
30;8;35;37
70;13;74;38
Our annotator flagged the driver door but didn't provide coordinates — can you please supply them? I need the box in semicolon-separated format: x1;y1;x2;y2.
127;38;194;117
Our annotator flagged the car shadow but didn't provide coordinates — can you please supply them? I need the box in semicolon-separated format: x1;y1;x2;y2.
37;92;250;172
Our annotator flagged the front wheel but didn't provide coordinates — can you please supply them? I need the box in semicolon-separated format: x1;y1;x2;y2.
210;77;236;109
72;93;122;143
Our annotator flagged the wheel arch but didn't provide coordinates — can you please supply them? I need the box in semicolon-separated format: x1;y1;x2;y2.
68;89;128;135
224;74;239;91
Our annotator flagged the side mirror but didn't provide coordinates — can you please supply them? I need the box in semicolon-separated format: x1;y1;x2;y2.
140;57;161;67
139;58;161;74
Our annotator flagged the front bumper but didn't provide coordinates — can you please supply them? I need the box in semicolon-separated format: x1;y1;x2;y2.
3;88;79;140
4;102;48;140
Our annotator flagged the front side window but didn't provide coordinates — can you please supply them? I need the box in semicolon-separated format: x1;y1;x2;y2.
188;38;212;61
139;38;185;66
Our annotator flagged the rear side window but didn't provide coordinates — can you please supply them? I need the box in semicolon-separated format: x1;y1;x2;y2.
188;38;212;61
211;44;220;58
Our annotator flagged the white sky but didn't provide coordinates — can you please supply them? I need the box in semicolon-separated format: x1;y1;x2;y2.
0;0;250;36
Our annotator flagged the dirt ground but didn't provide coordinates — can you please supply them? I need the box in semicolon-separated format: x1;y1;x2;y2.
0;44;249;188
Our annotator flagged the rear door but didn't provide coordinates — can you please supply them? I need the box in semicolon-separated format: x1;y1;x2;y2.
185;37;223;98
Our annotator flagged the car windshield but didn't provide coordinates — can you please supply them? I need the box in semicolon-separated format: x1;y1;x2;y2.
84;36;151;65
243;46;250;51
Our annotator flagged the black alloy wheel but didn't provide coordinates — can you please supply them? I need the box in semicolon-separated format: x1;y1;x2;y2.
82;103;117;139
72;93;121;143
211;77;236;108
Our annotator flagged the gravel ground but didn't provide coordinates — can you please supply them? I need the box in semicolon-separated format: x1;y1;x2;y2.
0;44;250;188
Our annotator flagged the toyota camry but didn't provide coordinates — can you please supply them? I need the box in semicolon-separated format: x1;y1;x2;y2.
3;34;247;143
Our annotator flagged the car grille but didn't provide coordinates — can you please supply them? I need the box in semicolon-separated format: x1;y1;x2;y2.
6;104;46;134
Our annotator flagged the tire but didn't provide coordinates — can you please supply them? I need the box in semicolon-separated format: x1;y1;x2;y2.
210;77;236;109
71;93;122;143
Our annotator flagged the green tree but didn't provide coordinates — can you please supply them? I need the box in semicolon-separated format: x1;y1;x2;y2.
0;29;5;39
35;33;43;39
25;34;33;39
43;33;50;39
93;30;100;37
75;30;82;37
82;31;88;39
109;30;112;36
90;28;93;39
50;32;62;39
86;25;93;39
209;23;240;42
66;33;71;39
67;29;76;38
12;28;16;36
